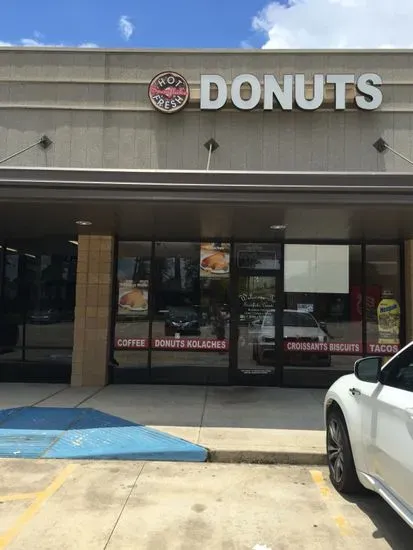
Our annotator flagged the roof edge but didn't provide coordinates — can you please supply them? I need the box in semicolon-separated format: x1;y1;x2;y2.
0;46;411;55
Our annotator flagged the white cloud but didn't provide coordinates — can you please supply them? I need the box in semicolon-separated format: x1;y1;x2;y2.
79;43;99;48
119;15;134;41
252;0;413;49
0;35;98;48
20;38;48;47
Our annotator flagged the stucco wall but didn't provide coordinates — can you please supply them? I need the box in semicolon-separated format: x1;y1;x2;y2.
0;49;412;172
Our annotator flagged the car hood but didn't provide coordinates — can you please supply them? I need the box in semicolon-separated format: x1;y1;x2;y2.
260;326;325;339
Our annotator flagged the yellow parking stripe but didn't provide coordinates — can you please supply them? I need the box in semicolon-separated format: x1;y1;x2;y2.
0;464;77;549
0;493;39;502
310;469;331;497
334;515;352;536
310;469;352;537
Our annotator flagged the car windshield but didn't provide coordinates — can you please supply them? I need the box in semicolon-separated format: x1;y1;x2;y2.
168;307;197;321
263;311;318;328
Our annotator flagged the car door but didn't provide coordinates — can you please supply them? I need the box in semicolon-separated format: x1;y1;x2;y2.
367;345;413;509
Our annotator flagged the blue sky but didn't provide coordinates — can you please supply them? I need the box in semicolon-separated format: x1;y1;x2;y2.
0;0;270;49
1;1;410;50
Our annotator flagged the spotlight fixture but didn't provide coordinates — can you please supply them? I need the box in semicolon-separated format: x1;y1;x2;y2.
373;138;388;153
0;134;53;165
204;138;219;170
75;220;92;226
373;137;413;166
39;135;53;149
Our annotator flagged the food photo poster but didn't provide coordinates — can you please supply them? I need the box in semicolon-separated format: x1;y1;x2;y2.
200;242;230;279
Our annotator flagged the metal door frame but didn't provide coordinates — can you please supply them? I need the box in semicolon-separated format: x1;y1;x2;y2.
229;242;284;386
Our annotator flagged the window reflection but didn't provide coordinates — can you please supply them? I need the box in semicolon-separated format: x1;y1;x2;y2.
366;245;401;356
115;241;231;372
114;242;151;360
284;245;362;374
152;242;230;356
0;238;77;362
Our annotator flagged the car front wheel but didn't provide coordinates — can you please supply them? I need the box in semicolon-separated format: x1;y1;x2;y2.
326;408;362;494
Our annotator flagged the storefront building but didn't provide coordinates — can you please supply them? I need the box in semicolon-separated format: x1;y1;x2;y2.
0;47;412;387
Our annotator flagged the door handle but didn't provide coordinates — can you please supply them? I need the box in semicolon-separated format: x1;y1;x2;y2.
349;387;361;396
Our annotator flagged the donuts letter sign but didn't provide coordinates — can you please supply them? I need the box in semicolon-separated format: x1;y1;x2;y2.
148;71;190;113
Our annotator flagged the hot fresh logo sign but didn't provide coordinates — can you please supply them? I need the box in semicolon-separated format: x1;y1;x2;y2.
148;71;383;112
148;71;190;113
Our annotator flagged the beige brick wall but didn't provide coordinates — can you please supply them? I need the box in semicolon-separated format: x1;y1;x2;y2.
71;234;114;386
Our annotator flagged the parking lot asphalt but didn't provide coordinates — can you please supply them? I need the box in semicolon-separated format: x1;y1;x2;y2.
0;460;411;550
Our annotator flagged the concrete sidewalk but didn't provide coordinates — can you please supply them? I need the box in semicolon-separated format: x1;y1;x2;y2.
0;383;326;464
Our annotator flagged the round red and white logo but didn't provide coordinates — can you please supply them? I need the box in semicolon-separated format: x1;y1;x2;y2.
148;71;190;114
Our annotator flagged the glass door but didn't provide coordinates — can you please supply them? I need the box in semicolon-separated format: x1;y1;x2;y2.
231;243;283;386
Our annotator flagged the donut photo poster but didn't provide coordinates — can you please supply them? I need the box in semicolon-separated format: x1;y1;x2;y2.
200;243;230;279
118;281;149;315
117;256;150;317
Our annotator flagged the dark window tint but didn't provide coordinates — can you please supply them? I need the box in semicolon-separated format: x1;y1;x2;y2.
383;346;413;392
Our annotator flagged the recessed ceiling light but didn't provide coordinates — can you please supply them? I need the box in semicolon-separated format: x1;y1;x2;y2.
75;220;92;226
270;224;287;231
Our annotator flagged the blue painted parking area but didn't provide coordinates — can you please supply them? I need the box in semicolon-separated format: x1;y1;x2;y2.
0;407;208;461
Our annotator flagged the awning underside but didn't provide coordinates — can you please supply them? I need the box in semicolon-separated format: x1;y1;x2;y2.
0;167;412;240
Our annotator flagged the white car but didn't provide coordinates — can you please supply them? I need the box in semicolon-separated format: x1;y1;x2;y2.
252;309;330;366
324;342;413;528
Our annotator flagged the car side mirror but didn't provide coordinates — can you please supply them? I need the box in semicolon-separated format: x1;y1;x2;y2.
354;356;383;383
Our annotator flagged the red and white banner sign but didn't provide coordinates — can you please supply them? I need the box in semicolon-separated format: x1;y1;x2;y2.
284;341;400;356
116;337;399;356
367;343;400;355
116;338;149;349
115;337;228;351
284;341;361;354
152;338;228;351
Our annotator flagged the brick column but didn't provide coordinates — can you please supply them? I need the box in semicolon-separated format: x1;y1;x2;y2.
71;234;115;387
405;240;413;344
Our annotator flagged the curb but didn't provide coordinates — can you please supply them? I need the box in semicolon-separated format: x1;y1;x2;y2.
207;449;327;466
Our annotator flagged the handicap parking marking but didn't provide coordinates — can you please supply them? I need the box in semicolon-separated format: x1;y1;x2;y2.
310;469;352;537
0;463;77;549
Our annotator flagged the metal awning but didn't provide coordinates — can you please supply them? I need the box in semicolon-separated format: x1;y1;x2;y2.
0;167;412;240
0;166;413;203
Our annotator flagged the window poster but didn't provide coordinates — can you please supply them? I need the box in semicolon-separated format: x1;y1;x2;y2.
117;257;149;317
200;242;230;279
118;279;149;317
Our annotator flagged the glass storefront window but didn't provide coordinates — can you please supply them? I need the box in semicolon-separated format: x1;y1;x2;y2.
0;238;77;368
284;245;362;383
151;242;230;373
366;245;401;357
114;242;151;368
